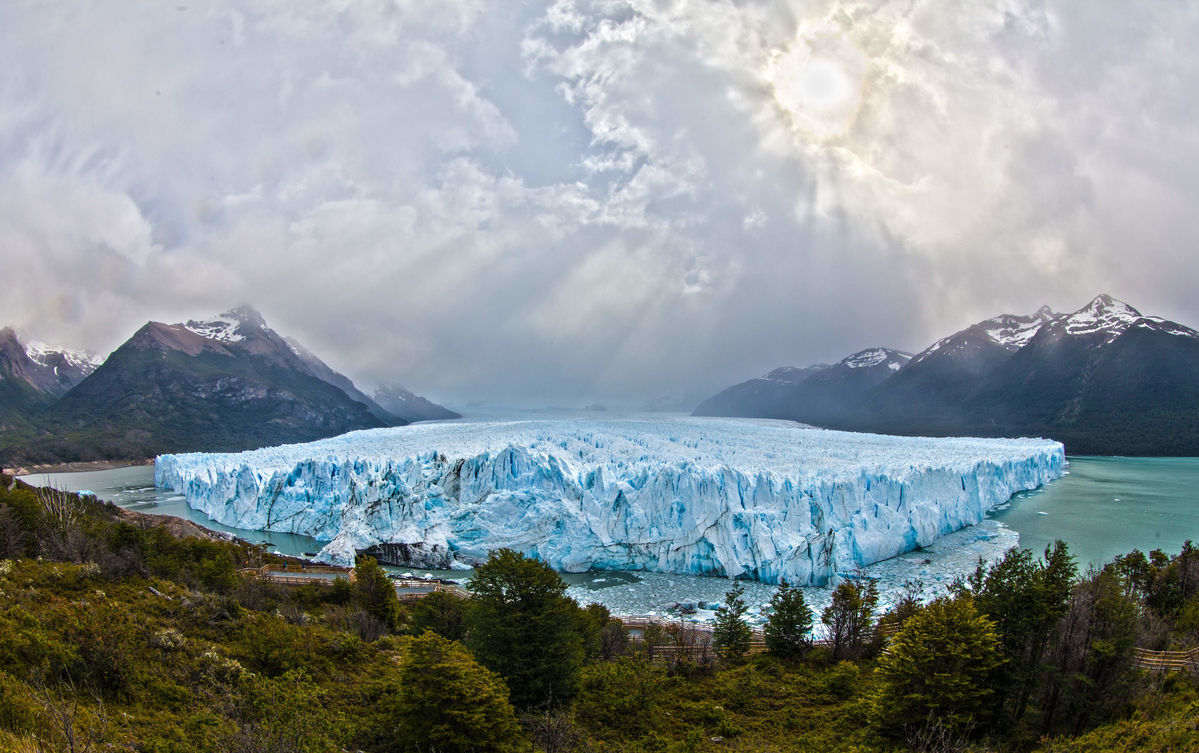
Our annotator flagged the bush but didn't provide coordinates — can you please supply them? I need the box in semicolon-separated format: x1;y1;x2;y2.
712;583;753;661
408;590;467;641
574;656;668;739
821;576;878;661
388;632;521;753
871;596;1003;736
353;557;401;632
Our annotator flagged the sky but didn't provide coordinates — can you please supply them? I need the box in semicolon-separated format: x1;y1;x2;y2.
2;0;1198;405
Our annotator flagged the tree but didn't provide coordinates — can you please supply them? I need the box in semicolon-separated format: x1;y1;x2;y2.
959;541;1075;723
821;576;878;661
389;632;521;753
353;556;400;632
466;549;585;707
871;596;1004;737
712;582;753;660
408;591;467;642
1034;566;1139;736
763;579;813;658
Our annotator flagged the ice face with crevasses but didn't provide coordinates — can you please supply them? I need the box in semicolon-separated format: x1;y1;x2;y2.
155;417;1064;584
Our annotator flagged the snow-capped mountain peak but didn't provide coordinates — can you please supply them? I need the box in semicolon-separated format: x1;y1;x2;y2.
980;306;1059;350
183;314;245;343
182;307;268;344
24;340;103;375
1136;316;1199;340
1062;294;1142;342
839;348;912;370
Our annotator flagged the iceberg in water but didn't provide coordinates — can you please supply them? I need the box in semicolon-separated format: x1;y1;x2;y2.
155;417;1064;585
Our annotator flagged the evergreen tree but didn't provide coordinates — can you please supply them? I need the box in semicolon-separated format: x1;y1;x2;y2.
712;582;753;660
353;556;400;632
872;596;1003;736
821;577;878;661
763;579;813;658
959;541;1076;723
390;632;522;753
409;590;467;641
466;549;585;707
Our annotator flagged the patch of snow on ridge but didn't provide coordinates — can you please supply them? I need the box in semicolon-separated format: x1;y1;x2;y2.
155;417;1065;584
24;340;103;373
1063;295;1141;342
183;316;245;343
839;348;911;369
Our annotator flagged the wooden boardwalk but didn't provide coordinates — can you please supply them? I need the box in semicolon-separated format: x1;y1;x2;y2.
238;564;470;601
1133;647;1199;673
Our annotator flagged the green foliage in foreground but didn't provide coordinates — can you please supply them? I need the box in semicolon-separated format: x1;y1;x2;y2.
2;471;1199;753
872;596;1004;734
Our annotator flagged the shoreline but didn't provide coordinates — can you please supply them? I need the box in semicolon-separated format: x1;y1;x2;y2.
6;458;154;477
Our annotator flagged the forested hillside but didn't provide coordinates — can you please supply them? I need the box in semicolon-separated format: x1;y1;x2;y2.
1;473;1197;752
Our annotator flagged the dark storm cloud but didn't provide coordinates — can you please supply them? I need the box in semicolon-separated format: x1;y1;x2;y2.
2;0;1197;404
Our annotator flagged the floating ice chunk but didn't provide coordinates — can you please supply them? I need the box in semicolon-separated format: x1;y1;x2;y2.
155;417;1064;585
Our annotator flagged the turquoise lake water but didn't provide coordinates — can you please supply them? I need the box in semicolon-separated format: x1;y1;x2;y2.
988;455;1199;567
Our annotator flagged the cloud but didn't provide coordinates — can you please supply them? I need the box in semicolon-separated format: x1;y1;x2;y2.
1;0;1197;403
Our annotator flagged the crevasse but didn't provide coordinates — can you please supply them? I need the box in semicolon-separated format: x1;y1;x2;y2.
155;417;1065;585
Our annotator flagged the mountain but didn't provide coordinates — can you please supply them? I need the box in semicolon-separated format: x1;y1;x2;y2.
2;307;396;464
282;337;404;426
694;295;1199;456
372;383;460;423
776;348;912;425
0;328;102;427
692;364;830;418
957;296;1199;454
852;306;1061;428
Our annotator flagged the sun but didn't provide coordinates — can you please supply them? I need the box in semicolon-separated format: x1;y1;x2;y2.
765;24;867;140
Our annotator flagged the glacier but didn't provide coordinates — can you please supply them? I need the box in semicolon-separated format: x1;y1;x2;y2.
154;417;1065;585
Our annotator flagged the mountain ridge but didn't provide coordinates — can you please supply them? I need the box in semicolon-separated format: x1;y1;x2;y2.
0;308;458;465
695;295;1199;456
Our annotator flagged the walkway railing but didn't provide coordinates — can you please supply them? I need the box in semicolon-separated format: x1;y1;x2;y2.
237;564;470;600
1133;647;1199;673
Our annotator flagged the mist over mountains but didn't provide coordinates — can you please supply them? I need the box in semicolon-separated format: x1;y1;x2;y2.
695;295;1199;456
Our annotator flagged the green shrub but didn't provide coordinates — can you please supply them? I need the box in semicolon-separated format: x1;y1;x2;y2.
575;656;668;738
387;632;521;753
871;596;1003;736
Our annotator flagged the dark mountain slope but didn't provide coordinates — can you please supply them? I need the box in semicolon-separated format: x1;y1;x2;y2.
692;364;829;418
849;306;1060;430
0;328;103;428
372;383;461;423
778;348;912;425
0;328;48;428
694;295;1199;456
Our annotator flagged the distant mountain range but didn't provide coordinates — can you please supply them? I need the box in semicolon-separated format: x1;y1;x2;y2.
0;307;457;466
695;295;1199;456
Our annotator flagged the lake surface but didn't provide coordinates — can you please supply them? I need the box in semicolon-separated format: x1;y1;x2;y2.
20;454;1199;619
988;455;1199;567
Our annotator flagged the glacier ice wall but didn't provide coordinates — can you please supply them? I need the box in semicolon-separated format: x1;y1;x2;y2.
155;418;1065;585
